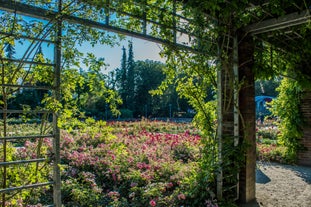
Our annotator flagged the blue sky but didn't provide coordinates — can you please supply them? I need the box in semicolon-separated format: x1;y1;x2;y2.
79;36;164;73
5;10;165;74
14;35;164;74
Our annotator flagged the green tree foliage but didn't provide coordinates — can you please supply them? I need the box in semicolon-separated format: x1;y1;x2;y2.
118;46;128;108
75;54;122;119
114;54;193;118
133;60;165;117
270;78;304;161
255;79;280;97
113;41;194;119
4;43;15;59
153;48;217;135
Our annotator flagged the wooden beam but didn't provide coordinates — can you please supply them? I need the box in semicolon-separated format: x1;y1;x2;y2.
245;9;311;35
0;0;54;20
0;0;202;53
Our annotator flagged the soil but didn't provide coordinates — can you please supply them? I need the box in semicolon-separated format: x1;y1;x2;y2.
241;162;311;207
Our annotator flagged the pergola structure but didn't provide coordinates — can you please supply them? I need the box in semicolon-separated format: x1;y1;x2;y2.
1;1;311;206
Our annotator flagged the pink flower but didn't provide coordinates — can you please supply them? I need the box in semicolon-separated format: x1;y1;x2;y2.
178;193;186;200
130;182;138;187
149;199;156;207
167;182;174;188
108;191;120;201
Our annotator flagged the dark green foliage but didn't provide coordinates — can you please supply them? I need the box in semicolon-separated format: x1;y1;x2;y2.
120;46;128;107
119;108;133;119
132;60;165;117
255;79;280;97
4;42;15;59
127;41;135;111
114;46;193;118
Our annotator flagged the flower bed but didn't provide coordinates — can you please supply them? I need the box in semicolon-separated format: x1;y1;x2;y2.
4;119;292;206
256;122;293;164
59;120;218;206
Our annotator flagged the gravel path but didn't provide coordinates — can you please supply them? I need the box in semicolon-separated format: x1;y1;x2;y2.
254;162;311;207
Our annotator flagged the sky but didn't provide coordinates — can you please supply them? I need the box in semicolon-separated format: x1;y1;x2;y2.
78;36;165;73
13;35;165;74
3;8;167;74
2;6;171;75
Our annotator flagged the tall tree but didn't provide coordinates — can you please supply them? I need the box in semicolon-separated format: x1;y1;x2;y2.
127;40;135;111
120;46;127;108
133;60;165;117
37;45;43;56
4;42;15;59
76;54;121;119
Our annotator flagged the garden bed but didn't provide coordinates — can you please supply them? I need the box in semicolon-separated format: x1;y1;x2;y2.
1;119;295;206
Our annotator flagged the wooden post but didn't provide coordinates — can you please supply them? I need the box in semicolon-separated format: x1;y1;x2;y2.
299;90;311;166
238;32;256;203
216;50;223;200
53;0;62;206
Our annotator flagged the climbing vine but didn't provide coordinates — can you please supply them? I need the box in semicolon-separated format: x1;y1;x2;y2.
270;78;304;162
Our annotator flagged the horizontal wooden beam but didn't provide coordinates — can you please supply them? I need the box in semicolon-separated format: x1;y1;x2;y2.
0;0;202;53
1;58;55;66
0;182;53;193
245;9;311;35
0;31;55;43
0;0;54;20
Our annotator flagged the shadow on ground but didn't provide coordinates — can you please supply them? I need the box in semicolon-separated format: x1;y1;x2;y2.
256;168;271;184
281;164;311;184
238;199;261;207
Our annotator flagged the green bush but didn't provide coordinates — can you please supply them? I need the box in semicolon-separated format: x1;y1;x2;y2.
119;108;133;119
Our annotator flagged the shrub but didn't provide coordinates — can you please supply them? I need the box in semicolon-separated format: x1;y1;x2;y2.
58;120;220;206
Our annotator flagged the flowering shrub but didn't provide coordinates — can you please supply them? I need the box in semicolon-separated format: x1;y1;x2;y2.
257;143;287;163
0;138;51;206
59;120;209;206
256;125;279;141
2;120;224;206
256;123;294;164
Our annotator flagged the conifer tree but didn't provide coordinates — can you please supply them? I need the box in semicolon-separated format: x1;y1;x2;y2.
4;42;15;59
120;46;127;107
127;40;135;111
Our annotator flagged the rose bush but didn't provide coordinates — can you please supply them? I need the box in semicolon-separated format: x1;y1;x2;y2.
59;120;213;206
2;120;223;206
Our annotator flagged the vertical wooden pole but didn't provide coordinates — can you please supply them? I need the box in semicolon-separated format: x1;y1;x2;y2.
216;55;223;200
142;0;147;35
233;35;239;147
1;74;7;207
238;33;256;203
173;0;177;44
217;32;241;201
105;0;110;26
233;34;240;200
53;0;62;206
